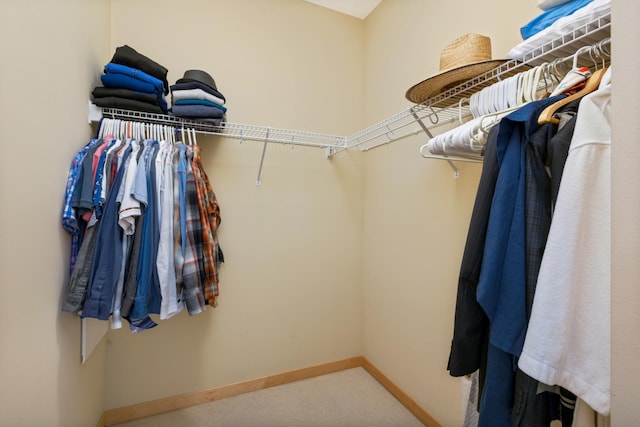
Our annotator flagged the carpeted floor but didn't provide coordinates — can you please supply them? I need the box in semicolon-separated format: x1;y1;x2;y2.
112;367;426;427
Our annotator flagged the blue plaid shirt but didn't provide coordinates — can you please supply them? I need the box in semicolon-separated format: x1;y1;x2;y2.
62;138;100;273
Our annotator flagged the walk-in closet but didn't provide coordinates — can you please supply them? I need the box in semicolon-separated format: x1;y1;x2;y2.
1;1;637;426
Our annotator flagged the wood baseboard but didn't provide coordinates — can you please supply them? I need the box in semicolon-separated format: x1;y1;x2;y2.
96;412;106;427
102;355;441;427
361;358;442;427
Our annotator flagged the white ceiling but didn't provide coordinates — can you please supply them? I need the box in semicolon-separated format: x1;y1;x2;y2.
304;0;383;19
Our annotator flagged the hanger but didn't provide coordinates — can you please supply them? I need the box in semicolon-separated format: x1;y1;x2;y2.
540;62;559;96
538;66;608;125
98;118;106;139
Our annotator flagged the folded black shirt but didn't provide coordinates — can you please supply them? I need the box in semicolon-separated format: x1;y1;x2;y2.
92;96;164;114
92;87;161;106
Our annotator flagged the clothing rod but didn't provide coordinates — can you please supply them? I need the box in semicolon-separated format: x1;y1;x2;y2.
419;146;483;163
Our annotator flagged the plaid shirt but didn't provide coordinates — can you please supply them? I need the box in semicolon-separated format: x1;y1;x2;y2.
62;138;100;273
191;146;222;306
172;145;185;302
181;148;206;315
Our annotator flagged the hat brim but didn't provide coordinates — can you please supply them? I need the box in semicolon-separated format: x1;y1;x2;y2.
405;59;507;105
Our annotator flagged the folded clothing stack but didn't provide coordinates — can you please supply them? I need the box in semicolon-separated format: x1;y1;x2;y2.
170;69;227;126
507;0;609;59
537;0;574;10
521;0;594;40
92;45;169;114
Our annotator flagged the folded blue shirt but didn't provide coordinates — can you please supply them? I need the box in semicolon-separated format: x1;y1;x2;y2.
174;99;227;112
104;62;165;95
100;74;168;112
102;73;155;94
520;0;594;40
171;104;225;119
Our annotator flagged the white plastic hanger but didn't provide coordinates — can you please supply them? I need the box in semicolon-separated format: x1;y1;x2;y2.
549;45;593;97
98;119;106;139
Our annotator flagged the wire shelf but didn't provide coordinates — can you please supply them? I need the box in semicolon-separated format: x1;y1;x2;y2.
95;13;610;159
343;12;611;153
100;108;347;151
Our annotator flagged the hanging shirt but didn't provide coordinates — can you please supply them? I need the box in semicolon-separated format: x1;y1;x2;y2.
448;126;499;380
181;148;207;315
157;142;182;319
128;141;162;332
72;141;102;224
518;69;612;417
513;98;583;427
173;144;189;296
192;145;222;306
81;145;133;320
62;138;100;273
118;140;142;235
111;141;136;330
89;139;112;217
61;218;100;313
476;95;564;427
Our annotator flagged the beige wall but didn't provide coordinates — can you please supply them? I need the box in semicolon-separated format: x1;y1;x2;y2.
104;0;365;409
361;1;539;425
0;0;110;426
2;1;633;426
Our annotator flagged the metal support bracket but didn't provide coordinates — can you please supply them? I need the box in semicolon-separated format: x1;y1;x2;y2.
446;159;460;179
256;128;270;186
413;112;465;178
411;111;434;139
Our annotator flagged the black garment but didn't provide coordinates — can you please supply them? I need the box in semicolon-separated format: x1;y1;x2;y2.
92;96;165;114
512;371;560;427
548;114;580;207
92;86;162;106
111;45;169;95
448;125;500;377
512;121;561;427
512;98;582;427
525;122;556;319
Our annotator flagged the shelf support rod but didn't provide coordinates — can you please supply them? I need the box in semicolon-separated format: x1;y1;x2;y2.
256;128;270;186
412;112;462;178
411;111;434;139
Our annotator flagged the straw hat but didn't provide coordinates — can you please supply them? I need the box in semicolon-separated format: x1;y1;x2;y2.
405;33;506;105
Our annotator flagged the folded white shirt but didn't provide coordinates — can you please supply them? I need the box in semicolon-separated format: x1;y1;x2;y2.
171;88;225;106
537;0;573;11
508;0;610;59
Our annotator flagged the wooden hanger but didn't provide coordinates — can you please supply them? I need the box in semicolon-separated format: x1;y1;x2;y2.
538;66;608;125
